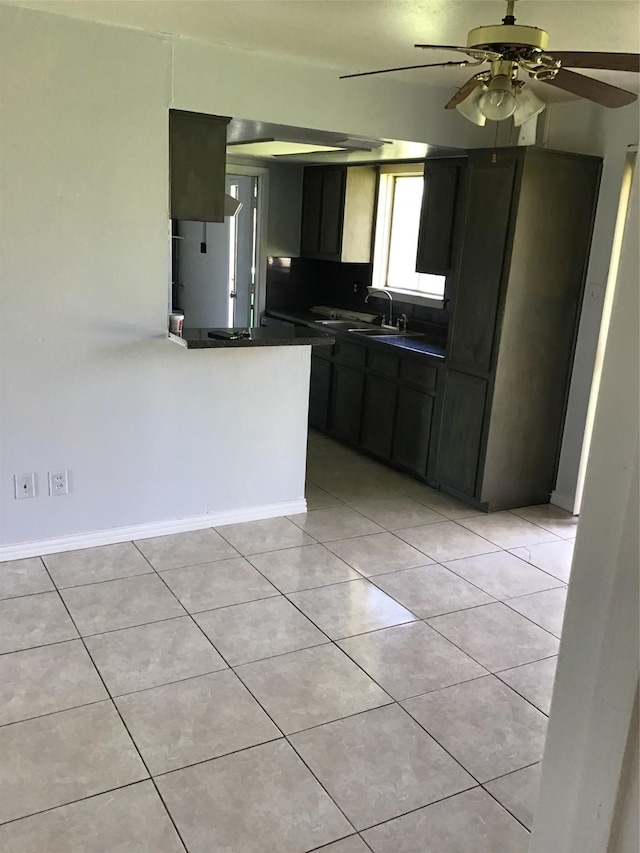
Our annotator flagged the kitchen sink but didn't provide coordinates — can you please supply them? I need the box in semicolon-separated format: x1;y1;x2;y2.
313;319;422;338
350;327;420;337
314;320;373;329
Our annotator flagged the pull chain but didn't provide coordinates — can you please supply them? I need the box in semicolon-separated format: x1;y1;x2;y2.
492;121;499;163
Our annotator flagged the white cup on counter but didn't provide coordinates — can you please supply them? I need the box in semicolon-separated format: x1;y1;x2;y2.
169;313;184;337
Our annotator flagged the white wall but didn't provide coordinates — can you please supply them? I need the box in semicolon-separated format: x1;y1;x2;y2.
546;100;639;512
0;3;489;552
0;5;314;552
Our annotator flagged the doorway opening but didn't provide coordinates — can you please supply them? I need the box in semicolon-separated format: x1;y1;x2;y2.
173;172;261;329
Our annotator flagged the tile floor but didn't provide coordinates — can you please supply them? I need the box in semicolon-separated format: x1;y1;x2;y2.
0;432;577;852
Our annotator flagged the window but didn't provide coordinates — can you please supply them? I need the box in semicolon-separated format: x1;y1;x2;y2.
372;165;446;304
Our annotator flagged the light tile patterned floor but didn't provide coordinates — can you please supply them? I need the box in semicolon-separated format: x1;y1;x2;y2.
0;432;576;851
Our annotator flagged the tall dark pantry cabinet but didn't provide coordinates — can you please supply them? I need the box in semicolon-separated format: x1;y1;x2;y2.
434;147;601;511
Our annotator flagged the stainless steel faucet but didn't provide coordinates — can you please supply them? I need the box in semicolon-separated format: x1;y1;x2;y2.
365;289;393;327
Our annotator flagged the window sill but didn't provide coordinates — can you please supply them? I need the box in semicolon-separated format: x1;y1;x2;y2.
367;286;445;310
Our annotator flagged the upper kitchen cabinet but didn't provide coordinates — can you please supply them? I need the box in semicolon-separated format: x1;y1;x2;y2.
416;157;466;275
300;165;377;262
435;147;602;511
169;110;231;222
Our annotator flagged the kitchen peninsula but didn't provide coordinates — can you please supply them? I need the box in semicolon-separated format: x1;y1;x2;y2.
181;326;334;349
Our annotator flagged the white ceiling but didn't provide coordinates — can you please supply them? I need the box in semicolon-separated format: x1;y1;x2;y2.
8;0;640;100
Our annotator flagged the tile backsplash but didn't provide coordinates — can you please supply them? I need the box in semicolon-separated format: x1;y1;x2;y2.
266;257;450;342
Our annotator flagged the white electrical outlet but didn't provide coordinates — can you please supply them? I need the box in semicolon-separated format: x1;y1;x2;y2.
14;473;36;500
49;470;69;496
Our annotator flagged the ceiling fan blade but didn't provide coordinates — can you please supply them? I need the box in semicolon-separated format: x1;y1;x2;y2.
445;75;485;109
542;68;637;108
416;43;502;61
339;60;470;80
549;52;640;72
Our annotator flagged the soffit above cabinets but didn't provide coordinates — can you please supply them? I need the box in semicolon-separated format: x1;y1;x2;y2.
226;118;463;165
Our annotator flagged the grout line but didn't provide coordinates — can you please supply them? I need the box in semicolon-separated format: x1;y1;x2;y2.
0;696;110;730
482;760;542;787
73;613;189;641
500;598;564;641
51;569;155;591
478;760;543;834
146;734;286;780
507;507;578;537
3;454;560;846
146;560;361;838
0;586;57;603
0;779;158;830
306;833;370;852
185;590;281;616
0;635;82;659
36;562;190;852
492;652;559;676
108;664;230;699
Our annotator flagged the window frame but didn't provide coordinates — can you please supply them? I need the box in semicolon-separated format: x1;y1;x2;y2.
371;163;446;309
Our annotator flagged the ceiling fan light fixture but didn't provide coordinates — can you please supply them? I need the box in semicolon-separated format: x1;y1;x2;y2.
513;86;547;126
478;74;518;121
455;84;488;125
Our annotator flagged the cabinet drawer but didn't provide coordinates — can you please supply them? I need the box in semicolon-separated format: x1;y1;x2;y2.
399;359;437;391
367;349;399;378
334;340;366;367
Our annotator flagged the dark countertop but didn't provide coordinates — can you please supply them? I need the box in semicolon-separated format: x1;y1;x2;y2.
265;309;447;360
182;326;334;349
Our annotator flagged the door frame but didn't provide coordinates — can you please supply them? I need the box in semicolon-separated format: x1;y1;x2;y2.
226;160;270;326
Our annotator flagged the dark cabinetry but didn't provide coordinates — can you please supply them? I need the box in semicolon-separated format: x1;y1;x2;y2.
169;110;230;222
309;355;331;432
435;147;601;510
330;364;365;443
436;371;487;496
392;387;434;478
361;376;397;459
416;158;465;275
300;165;376;262
307;330;440;483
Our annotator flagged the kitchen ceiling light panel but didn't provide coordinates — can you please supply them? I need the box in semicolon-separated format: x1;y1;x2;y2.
228;141;347;157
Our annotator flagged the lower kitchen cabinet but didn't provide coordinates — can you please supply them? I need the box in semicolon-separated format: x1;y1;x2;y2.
360;375;397;459
309;330;440;484
435;370;487;497
391;386;434;478
330;363;365;444
309;355;331;431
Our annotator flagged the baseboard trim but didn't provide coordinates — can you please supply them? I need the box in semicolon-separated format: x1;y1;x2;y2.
550;490;577;514
0;499;307;563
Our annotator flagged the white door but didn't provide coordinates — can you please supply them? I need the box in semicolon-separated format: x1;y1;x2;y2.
176;174;257;329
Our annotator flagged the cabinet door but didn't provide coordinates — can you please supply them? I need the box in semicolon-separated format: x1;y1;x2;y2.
309;357;331;432
169;110;230;222
391;387;434;478
360;375;397;460
330;364;364;444
416;159;464;274
300;168;323;255
436;370;487;497
448;155;518;371
319;168;346;259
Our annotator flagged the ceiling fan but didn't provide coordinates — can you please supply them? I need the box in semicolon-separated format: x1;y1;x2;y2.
340;0;639;126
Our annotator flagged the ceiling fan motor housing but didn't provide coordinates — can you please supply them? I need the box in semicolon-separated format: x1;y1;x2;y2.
467;24;549;52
